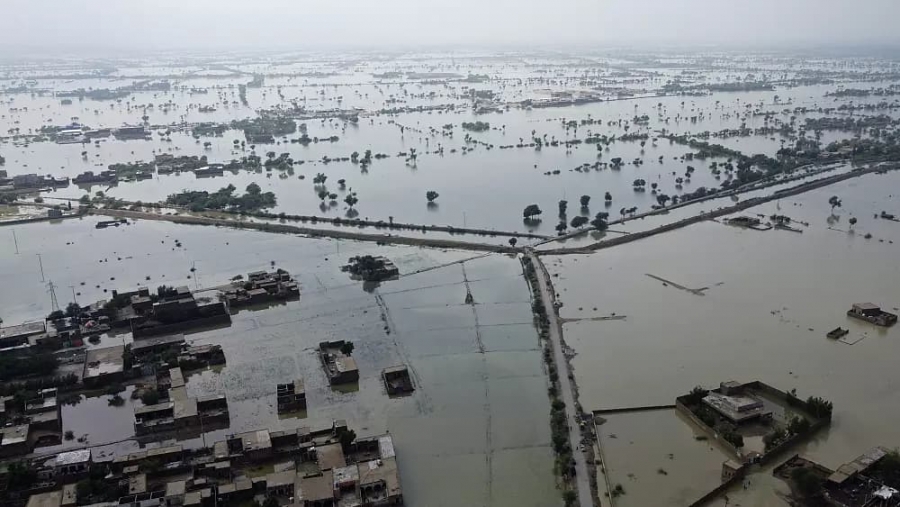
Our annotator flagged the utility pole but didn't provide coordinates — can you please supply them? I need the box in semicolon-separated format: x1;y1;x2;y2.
191;261;199;290
47;280;59;313
12;229;18;254
37;254;45;282
69;285;78;305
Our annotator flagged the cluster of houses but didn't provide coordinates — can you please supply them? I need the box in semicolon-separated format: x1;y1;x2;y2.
775;447;900;506
154;154;215;176
134;367;229;436
0;302;114;354
0;388;63;457
0;172;69;190
110;286;231;339
17;422;402;507
223;271;300;310
51;125;149;144
72;171;117;185
0;284;236;458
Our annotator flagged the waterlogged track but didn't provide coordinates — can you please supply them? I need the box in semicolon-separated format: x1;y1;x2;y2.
93;162;900;261
92;208;520;253
537;163;900;255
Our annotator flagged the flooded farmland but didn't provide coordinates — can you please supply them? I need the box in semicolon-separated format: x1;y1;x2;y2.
3;43;900;507
548;169;900;505
4;52;900;236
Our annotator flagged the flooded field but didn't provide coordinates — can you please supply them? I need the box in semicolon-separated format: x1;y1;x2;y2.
3;48;900;507
595;410;727;507
548;169;900;505
3;52;900;235
0;217;557;507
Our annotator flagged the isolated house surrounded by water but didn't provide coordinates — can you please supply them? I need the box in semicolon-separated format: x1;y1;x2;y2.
847;302;898;327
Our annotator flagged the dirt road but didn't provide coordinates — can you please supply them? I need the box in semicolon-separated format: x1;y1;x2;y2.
91;208;519;253
526;249;595;507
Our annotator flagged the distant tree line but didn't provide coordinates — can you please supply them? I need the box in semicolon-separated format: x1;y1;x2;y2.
166;183;276;212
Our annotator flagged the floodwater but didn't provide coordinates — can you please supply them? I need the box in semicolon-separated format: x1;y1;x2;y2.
3;51;900;506
595;410;726;507
0;218;558;507
547;169;900;505
4;54;899;234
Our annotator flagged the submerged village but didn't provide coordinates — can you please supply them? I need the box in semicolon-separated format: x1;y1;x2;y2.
1;48;900;507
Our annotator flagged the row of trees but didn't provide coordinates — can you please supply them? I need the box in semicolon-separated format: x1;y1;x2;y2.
461;121;490;132
523;201;609;232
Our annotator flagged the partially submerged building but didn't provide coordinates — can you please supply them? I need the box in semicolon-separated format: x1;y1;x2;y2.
26;388;62;442
22;422;402;507
827;447;889;487
341;256;399;282
318;341;359;385
134;367;229;435
677;380;831;465
52;449;92;480
0;321;47;350
130;333;186;359
223;270;299;309
82;345;125;388
774;447;900;507
382;366;414;396
0;424;31;457
126;287;231;338
847;302;898;327
276;379;306;413
113;126;150;140
73;170;117;185
702;389;772;424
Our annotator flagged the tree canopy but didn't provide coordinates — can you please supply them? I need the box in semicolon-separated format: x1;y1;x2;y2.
166;183;276;213
523;204;543;219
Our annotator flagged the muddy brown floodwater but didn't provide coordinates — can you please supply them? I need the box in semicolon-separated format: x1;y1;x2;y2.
0;218;559;507
548;170;900;506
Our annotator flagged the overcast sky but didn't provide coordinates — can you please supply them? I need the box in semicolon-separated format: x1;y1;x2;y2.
1;0;899;54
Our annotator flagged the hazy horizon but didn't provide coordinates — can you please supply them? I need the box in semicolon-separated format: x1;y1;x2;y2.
2;0;900;57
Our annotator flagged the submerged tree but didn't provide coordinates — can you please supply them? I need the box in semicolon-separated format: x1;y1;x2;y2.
570;216;589;228
426;190;439;203
344;192;359;209
828;195;842;212
64;302;81;318
523;204;543;219
590;212;609;231
791;468;824;500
